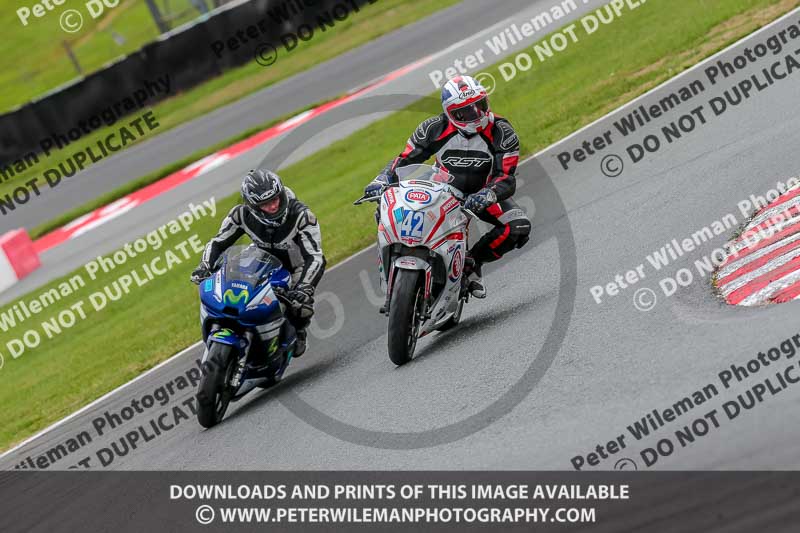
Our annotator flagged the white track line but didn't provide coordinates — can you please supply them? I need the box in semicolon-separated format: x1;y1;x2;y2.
4;5;798;460
0;342;201;459
0;245;374;460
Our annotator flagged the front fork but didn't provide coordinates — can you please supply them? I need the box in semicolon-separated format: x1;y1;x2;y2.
380;258;433;319
203;328;249;389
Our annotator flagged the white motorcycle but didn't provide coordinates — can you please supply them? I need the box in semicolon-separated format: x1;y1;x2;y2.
355;164;474;365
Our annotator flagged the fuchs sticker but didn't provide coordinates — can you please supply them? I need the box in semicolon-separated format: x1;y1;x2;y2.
405;190;432;204
449;246;464;282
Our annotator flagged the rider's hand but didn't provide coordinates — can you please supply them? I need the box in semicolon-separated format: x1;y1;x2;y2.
190;265;212;285
363;180;385;199
287;283;315;318
464;188;497;214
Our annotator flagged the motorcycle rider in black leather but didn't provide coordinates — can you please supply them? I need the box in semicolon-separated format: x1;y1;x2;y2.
363;75;531;297
191;169;326;356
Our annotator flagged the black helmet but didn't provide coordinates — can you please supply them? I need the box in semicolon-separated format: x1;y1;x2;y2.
241;169;288;226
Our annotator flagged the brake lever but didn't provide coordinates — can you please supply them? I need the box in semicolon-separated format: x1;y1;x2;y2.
355;182;392;205
353;195;381;206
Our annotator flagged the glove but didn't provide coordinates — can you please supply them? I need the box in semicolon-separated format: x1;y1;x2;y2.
287;283;315;319
363;179;386;199
190;265;211;285
464;188;497;214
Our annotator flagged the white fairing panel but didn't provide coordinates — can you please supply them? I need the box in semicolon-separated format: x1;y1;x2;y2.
377;179;470;334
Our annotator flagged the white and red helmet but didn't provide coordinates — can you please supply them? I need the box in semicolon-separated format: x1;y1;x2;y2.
441;75;491;134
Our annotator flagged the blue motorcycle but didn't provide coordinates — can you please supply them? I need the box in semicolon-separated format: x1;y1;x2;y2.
196;245;297;428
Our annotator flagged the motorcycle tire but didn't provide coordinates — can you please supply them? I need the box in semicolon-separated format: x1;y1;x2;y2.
387;269;423;366
196;343;236;428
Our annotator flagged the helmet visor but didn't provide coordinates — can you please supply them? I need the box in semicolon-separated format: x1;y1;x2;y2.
450;98;488;122
250;188;287;223
258;196;283;216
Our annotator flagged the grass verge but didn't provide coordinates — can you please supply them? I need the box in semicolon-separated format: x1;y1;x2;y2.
0;0;796;452
0;0;200;112
0;0;459;201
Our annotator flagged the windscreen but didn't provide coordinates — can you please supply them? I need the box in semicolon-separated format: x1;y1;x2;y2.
395;164;454;184
221;245;283;286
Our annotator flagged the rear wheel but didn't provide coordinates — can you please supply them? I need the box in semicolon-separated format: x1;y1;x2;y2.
196;343;236;428
387;270;423;366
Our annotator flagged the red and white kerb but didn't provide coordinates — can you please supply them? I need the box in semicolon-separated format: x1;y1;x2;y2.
716;184;800;305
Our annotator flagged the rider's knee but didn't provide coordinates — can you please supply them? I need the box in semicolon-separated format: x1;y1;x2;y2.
508;219;531;249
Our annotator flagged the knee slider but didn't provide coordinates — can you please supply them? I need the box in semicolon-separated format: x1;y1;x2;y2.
509;219;531;248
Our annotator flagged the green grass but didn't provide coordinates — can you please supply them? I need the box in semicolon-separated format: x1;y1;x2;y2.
1;0;796;451
0;0;460;201
0;0;199;112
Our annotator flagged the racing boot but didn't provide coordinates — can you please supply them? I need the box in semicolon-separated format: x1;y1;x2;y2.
464;256;486;299
294;328;308;357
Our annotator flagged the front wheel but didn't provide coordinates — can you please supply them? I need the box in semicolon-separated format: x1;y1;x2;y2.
196;343;236;428
387;269;423;366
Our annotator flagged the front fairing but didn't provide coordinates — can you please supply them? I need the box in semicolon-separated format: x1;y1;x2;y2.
199;247;292;327
379;180;466;249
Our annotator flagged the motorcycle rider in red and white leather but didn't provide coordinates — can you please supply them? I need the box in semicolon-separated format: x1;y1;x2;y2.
363;75;531;297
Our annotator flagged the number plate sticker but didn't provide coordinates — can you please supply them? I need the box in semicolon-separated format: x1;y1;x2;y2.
400;211;425;240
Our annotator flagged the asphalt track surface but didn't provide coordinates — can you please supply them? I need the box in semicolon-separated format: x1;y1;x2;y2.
0;0;538;234
0;0;602;304
3;8;800;472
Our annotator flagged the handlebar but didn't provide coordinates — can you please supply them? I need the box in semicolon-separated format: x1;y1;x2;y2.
353;181;398;206
271;286;294;306
353;195;381;206
353;189;479;219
